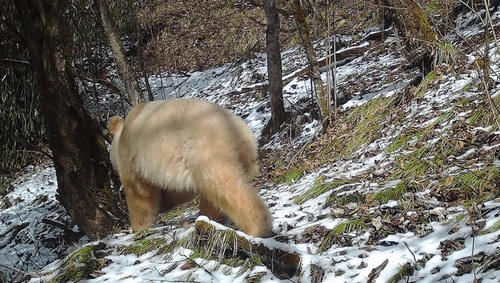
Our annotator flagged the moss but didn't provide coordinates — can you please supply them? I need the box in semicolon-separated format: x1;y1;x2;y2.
422;69;437;82
53;245;98;283
277;166;306;184
411;1;437;42
295;177;358;205
122;238;166;256
160;206;187;222
374;181;409;203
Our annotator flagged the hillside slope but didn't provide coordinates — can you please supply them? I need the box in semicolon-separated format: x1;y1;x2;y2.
1;6;499;283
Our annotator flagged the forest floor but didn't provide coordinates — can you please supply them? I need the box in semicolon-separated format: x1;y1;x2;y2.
1;4;500;283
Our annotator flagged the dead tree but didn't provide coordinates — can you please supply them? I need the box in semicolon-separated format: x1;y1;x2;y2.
263;0;285;134
94;0;144;105
291;0;330;127
381;0;438;74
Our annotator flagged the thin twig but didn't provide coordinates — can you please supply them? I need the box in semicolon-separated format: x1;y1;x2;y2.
403;241;417;264
475;62;500;130
180;254;214;278
0;263;46;278
0;58;31;68
484;0;500;51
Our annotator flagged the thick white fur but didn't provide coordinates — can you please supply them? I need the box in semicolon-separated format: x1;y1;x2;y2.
109;98;272;237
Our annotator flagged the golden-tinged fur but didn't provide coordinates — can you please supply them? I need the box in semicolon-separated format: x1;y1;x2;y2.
108;98;272;237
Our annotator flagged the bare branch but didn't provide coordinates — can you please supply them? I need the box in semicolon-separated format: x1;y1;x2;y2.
0;58;31;68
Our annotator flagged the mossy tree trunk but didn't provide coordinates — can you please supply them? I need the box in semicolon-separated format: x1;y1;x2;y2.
291;0;330;127
381;0;438;74
15;0;127;240
264;0;285;134
94;0;143;105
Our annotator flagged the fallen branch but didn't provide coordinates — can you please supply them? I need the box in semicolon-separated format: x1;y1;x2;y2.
67;66;132;106
0;263;37;281
0;58;31;68
0;263;53;279
223;43;369;98
42;217;84;241
0;222;29;250
368;258;388;283
73;71;122;94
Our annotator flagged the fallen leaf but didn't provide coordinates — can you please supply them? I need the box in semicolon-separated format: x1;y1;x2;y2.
372;216;383;230
180;262;197;270
444;176;454;186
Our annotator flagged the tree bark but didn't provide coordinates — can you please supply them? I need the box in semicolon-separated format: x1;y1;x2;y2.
263;0;285;134
94;0;143;105
381;0;438;74
291;0;330;126
15;0;127;240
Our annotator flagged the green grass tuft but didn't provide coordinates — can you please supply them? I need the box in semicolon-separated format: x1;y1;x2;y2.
182;221;264;276
375;181;409;203
387;134;413;153
416;70;437;97
342;96;393;157
319;218;369;252
325;191;365;208
481;219;500;235
51;244;99;283
277;167;306;184
387;263;414;283
160;206;188;222
295;178;358;205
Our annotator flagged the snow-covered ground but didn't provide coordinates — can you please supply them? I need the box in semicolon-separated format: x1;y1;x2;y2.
1;7;500;283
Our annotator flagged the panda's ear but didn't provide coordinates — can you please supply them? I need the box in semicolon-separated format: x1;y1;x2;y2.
108;116;124;137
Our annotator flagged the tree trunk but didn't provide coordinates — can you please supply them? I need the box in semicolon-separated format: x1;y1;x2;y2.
15;0;127;240
291;0;330;127
381;0;438;74
263;0;285;134
94;0;143;105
